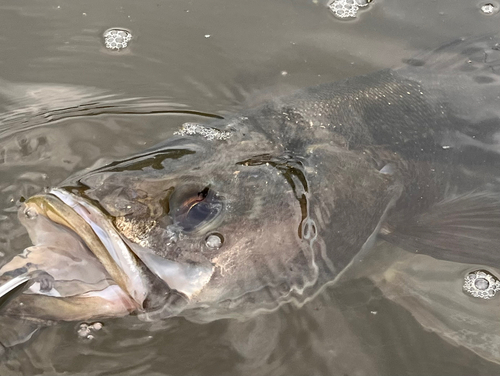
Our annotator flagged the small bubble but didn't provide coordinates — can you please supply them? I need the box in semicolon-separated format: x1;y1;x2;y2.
77;323;91;338
91;322;103;331
475;278;489;290
204;34;211;38
480;3;497;14
281;71;288;76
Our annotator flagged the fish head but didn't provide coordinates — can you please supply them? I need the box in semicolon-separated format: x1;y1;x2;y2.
81;125;309;309
2;119;318;321
1;103;402;322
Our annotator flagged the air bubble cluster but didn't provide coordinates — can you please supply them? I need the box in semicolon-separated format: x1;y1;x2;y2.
328;0;371;19
77;322;104;340
463;270;500;299
104;29;132;51
174;123;232;141
480;3;497;14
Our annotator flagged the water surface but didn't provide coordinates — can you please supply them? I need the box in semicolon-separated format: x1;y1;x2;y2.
1;0;500;374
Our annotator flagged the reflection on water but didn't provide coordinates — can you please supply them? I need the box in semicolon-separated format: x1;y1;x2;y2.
2;274;499;375
2;0;500;374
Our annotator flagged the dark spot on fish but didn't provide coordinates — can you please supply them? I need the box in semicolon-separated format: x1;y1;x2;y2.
2;267;28;278
37;136;47;146
461;46;484;56
473;75;495;84
32;271;54;292
403;58;425;67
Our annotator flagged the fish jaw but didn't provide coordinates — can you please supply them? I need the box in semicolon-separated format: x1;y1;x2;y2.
46;189;213;301
0;225;138;320
0;189;161;320
21;189;150;308
0;185;218;321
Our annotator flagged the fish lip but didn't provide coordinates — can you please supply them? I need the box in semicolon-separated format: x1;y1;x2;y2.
23;188;213;306
22;188;150;308
45;190;214;301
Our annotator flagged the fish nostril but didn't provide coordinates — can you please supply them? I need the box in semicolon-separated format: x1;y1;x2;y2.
24;207;38;220
205;233;224;250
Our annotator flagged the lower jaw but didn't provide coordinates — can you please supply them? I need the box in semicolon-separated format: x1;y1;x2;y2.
19;189;211;317
2;284;137;321
22;189;150;308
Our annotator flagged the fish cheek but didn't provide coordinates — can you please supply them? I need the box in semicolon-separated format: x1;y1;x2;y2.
96;184;175;246
197;190;305;302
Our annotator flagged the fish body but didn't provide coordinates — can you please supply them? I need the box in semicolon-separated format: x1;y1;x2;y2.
2;36;500;356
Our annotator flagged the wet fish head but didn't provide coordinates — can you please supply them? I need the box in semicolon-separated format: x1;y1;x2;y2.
62;119;318;319
3;95;403;322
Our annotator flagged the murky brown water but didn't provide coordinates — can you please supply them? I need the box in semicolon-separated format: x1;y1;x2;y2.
2;0;500;374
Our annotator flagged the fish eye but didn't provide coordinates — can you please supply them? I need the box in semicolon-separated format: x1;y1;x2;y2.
174;187;222;231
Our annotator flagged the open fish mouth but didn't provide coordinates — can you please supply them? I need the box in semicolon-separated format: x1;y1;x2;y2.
0;188;213;320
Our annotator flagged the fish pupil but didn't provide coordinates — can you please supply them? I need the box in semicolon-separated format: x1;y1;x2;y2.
176;187;220;231
188;202;212;222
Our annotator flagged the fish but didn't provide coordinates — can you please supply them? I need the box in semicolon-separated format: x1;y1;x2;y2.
2;35;500;359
